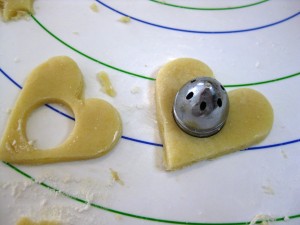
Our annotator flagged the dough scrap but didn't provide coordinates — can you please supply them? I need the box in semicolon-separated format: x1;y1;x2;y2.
97;71;116;97
0;0;34;21
90;3;99;13
16;217;61;225
156;58;273;170
0;56;122;164
110;168;124;185
118;16;131;23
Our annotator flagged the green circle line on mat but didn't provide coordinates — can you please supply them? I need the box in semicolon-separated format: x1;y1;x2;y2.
149;0;269;11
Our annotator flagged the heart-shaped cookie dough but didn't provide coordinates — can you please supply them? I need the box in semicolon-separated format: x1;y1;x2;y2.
156;58;273;170
0;56;122;164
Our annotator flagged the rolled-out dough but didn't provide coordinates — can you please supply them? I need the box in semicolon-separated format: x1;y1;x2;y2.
156;58;274;170
0;56;122;164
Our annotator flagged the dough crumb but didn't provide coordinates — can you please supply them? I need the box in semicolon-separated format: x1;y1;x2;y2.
0;0;35;21
5;180;33;198
130;86;141;94
284;215;289;221
262;185;275;195
115;214;123;221
16;217;61;225
110;168;124;185
75;203;90;213
135;104;144;110
249;214;274;225
118;16;131;23
255;61;261;68
14;57;21;63
90;3;99;12
255;41;261;46
40;199;48;207
281;149;288;159
28;140;35;146
97;71;116;97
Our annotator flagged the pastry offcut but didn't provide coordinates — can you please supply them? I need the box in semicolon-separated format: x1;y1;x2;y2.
0;0;34;21
0;56;122;164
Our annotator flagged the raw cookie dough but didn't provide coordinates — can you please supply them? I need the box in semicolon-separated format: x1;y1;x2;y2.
156;58;273;170
118;16;131;23
0;0;34;21
16;217;60;225
97;71;116;97
0;56;122;164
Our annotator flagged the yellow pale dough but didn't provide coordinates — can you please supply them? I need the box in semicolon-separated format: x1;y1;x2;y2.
156;58;274;170
0;56;122;164
0;0;34;21
16;217;60;225
97;71;116;97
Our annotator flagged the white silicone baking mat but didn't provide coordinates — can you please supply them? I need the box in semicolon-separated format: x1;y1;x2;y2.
1;0;300;224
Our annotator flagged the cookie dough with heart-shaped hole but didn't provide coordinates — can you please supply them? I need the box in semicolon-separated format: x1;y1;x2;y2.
0;56;122;164
156;58;274;170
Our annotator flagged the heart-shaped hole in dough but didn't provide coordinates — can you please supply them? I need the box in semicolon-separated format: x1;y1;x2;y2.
26;103;75;150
